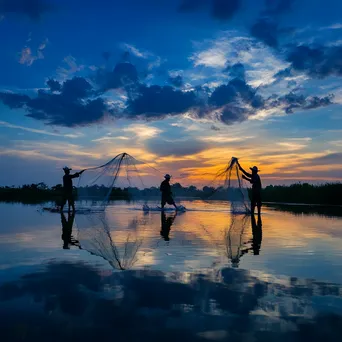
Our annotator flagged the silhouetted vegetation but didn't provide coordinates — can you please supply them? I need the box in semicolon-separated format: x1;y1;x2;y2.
260;182;342;206
1;181;342;206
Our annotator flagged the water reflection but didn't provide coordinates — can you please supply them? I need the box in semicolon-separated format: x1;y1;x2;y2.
61;212;80;249
2;201;342;284
76;212;144;270
225;214;250;268
160;211;176;242
251;214;262;255
1;261;342;341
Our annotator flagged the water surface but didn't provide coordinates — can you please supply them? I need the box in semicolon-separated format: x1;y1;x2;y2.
1;200;342;341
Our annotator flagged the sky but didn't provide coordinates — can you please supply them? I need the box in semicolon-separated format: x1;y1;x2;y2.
0;0;342;187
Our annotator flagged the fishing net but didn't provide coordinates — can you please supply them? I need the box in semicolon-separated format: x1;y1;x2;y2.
76;152;184;212
207;157;251;214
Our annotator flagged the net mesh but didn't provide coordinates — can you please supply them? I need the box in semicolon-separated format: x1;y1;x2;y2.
207;157;251;214
76;153;165;211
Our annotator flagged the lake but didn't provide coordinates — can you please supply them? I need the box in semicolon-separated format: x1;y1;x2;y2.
1;200;342;341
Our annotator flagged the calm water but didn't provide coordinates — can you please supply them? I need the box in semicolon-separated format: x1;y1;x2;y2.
1;200;342;341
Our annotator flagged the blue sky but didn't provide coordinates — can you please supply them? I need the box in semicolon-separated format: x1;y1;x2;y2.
0;0;342;187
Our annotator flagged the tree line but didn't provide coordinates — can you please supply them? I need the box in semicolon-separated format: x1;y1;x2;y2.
0;182;341;206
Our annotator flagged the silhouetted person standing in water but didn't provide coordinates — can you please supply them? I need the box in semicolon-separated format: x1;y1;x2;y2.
160;174;178;211
237;161;262;215
60;166;84;213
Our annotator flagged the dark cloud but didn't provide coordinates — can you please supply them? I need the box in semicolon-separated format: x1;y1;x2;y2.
0;92;30;108
286;45;342;78
1;57;335;128
178;0;241;21
250;18;279;48
146;138;208;157
94;62;139;91
268;92;334;114
224;63;246;80
168;75;184;87
211;125;220;131
127;84;197;119
0;0;53;20
0;77;112;127
209;78;264;109
46;79;61;92
211;0;241;21
263;0;296;16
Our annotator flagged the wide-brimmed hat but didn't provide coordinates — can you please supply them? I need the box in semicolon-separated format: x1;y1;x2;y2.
250;166;259;172
164;174;171;179
63;166;72;171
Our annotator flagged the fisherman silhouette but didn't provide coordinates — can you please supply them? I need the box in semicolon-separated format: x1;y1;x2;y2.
60;166;85;213
237;161;262;215
160;174;178;210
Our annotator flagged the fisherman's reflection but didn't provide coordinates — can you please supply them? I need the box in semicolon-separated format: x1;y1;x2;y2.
160;212;176;241
251;214;262;255
61;212;80;249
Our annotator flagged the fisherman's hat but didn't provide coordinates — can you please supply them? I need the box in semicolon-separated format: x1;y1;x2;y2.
63;166;72;171
250;166;259;172
164;174;171;179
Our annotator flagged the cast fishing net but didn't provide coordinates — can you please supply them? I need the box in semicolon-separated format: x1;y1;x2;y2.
76;152;185;212
206;157;251;214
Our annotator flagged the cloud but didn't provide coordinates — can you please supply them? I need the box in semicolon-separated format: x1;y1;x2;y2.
0;77;113;127
123;124;162;140
0;120;82;138
223;62;245;80
211;125;220;131
57;56;85;81
122;43;151;59
0;0;53;20
94;62;139;91
46;79;61;92
19;38;48;66
322;23;342;30
267;92;334;114
168;75;184;87
296;152;342;167
178;0;241;21
145;137;208;157
250;18;280;48
263;0;296;16
126;84;197;119
286;44;342;78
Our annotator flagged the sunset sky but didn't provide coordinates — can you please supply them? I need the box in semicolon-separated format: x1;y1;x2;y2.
0;0;341;187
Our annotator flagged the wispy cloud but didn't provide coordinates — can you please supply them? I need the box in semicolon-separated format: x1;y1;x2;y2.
123;124;163;140
200;136;254;143
92;136;130;142
56;55;85;80
0;120;82;138
277;141;309;151
122;43;151;59
320;23;342;30
19;38;48;66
